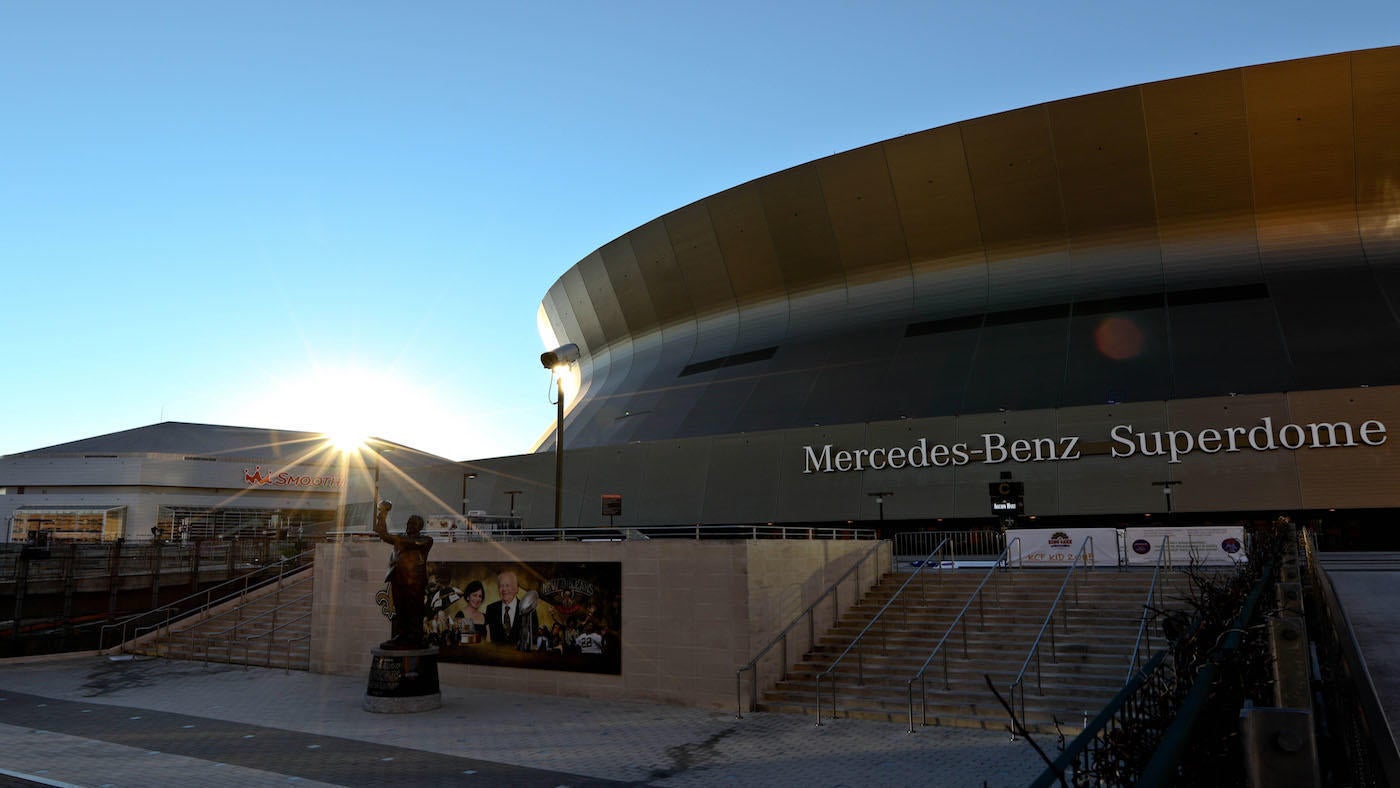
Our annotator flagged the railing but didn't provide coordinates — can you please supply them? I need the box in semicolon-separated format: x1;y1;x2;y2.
905;537;1024;732
240;608;313;669
1007;537;1095;732
1302;533;1400;786
100;547;314;651
735;539;893;718
1135;564;1274;786
328;523;879;543
1030;648;1175;787
1033;563;1275;787
894;529;1005;558
195;582;314;667
0;538;309;584
814;538;954;725
284;631;313;674
1125;536;1173;683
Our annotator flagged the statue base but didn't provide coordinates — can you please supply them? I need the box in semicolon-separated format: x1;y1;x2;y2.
363;646;441;713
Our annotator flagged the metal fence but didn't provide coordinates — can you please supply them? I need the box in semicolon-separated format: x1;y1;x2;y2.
328;523;879;543
894;529;1005;558
1032;560;1276;787
0;539;310;585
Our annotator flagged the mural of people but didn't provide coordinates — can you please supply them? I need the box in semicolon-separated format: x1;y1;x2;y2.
425;561;621;674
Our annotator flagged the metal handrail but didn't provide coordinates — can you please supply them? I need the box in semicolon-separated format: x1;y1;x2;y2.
1136;563;1276;787
197;587;314;667
284;631;313;674
203;586;313;641
1007;537;1096;733
130;563;314;646
904;537;1024;732
243;609;313;669
814;538;954;725
735;539;892;718
1031;647;1173;788
100;547;315;651
1303;533;1400;785
1125;536;1173;682
327;523;879;543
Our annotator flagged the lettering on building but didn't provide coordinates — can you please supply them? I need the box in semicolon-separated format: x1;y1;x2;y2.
800;417;1386;473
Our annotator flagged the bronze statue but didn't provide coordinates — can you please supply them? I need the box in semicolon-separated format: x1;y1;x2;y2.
372;501;434;650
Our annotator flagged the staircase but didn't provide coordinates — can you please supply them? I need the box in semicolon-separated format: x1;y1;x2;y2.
760;566;1194;733
132;566;315;671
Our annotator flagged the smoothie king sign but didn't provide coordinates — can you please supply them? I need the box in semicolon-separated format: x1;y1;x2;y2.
242;465;343;490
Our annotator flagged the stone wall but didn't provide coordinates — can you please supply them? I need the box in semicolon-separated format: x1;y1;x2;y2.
310;538;884;708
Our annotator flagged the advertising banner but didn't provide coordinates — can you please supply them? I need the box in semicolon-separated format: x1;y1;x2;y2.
1123;526;1247;567
1006;528;1119;566
418;561;621;674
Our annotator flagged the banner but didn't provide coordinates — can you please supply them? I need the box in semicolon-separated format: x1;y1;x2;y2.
419;561;621;674
1124;526;1246;567
1006;528;1119;566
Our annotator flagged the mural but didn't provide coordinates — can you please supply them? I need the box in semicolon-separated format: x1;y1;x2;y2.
420;561;621;675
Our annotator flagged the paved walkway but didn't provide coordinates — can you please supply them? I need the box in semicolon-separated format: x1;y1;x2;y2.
0;654;1047;787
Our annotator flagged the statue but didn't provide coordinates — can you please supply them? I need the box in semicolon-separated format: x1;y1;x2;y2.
372;501;434;650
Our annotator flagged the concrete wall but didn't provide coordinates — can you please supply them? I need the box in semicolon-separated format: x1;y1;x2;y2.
310;538;883;709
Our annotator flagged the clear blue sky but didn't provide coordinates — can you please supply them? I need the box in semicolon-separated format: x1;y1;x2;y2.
2;2;1395;461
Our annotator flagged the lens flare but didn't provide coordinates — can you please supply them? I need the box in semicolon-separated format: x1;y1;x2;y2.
1094;317;1144;361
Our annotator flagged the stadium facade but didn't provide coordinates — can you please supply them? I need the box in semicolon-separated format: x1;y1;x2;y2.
467;46;1400;540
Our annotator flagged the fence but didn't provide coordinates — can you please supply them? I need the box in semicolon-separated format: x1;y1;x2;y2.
328;523;879;543
0;538;309;585
894;530;1004;558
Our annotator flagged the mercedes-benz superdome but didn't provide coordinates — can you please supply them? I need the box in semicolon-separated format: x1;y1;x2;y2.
489;46;1400;538
537;46;1400;451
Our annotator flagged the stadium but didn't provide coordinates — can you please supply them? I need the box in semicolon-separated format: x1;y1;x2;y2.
462;45;1400;543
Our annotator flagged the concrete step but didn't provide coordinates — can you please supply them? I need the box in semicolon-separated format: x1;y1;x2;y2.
759;695;1096;734
789;664;1133;687
748;565;1193;732
139;570;315;672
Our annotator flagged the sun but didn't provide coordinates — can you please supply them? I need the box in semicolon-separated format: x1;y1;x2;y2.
223;357;478;460
327;428;369;454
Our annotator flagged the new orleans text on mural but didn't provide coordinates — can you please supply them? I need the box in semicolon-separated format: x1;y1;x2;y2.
802;417;1387;473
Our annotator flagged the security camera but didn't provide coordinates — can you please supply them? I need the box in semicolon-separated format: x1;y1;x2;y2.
540;343;581;369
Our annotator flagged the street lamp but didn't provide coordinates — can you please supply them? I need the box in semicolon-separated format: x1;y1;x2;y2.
868;491;894;522
1152;480;1182;519
461;472;477;516
540;343;580;540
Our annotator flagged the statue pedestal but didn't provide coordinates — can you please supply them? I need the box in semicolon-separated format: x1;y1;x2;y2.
363;646;441;713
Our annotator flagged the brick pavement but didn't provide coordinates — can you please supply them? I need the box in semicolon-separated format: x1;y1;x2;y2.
0;654;1049;787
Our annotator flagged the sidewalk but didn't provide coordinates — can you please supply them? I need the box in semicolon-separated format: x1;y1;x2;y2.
0;654;1048;787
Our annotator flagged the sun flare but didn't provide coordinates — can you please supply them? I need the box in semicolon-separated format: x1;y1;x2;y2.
230;361;463;459
327;428;369;453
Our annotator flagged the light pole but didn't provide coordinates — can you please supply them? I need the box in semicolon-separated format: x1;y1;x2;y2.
868;491;893;522
1152;480;1182;519
540;343;580;540
461;472;476;516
